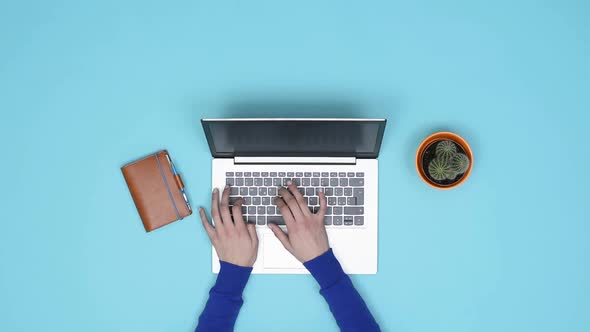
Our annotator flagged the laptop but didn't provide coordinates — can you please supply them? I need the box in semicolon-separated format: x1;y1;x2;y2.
201;118;386;274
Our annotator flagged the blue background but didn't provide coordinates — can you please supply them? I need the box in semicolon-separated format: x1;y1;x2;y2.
1;0;589;331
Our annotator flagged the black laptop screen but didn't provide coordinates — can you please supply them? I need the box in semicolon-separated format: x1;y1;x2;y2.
202;119;386;158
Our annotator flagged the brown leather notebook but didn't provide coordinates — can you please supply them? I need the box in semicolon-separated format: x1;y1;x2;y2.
121;150;192;232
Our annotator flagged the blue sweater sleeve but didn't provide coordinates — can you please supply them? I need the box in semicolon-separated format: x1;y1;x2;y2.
304;249;381;332
195;261;252;332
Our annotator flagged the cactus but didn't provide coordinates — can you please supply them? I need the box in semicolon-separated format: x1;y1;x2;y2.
428;157;453;181
450;153;470;174
435;140;457;160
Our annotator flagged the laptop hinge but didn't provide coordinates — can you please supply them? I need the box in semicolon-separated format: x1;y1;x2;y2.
234;156;357;165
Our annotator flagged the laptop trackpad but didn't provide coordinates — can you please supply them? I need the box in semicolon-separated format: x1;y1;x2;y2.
263;233;305;269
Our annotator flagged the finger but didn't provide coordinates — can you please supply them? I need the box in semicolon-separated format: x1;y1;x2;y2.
278;186;304;221
220;185;234;229
199;207;217;241
317;190;327;219
232;198;247;233
274;196;296;225
287;181;311;217
268;223;292;252
211;188;224;229
247;223;258;244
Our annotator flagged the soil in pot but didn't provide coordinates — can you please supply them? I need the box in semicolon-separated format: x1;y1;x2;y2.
421;139;471;187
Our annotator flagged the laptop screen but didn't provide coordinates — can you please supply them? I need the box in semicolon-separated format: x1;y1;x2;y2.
202;119;386;158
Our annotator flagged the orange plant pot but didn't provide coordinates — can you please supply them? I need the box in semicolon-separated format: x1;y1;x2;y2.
416;132;473;190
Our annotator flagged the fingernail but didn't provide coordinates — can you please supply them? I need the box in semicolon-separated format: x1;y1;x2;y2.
213;188;218;193
224;185;229;189
287;180;292;185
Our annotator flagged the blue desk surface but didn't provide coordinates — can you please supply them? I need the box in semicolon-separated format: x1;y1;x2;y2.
1;1;589;331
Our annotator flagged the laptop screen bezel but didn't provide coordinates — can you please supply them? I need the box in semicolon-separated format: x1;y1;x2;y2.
201;118;387;158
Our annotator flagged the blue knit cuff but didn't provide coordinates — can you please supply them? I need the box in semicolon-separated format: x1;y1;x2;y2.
303;249;346;289
213;261;253;295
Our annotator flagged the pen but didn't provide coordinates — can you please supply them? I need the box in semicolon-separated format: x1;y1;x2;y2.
166;154;192;212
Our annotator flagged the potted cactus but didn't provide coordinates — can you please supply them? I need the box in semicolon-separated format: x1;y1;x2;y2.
416;132;473;189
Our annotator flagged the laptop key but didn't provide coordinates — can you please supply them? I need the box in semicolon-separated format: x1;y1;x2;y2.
309;197;318;205
333;206;343;214
326;207;332;215
349;178;364;186
226;178;234;185
353;188;364;205
302;178;310;186
356;172;364;177
344;207;364;215
253;172;260;177
264;178;272;186
254;178;263;186
305;188;314;196
253;197;261;205
321;178;329;186
259;187;267;195
230;187;238;195
335;188;343;196
296;172;303;177
333;216;343;225
236;178;244;186
270;172;277;177
282;178;290;186
267;206;275;215
268;187;277;196
241;206;247;214
339;178;348;186
344;216;354;225
267;216;285;225
330;172;337;177
244;172;251;177
287;172;294;177
257;216;266;225
257;206;265;214
304;172;311;177
338;197;346;205
245;178;253;186
347;172;355;177
240;186;248;196
313;172;320;177
324;216;332;225
325;188;333;196
278;172;285;177
248;206;256;214
246;216;256;224
347;197;357;205
354;216;364;225
226;172;234;176
339;172;346;177
235;172;243;177
249;187;257;196
311;178;320;186
330;178;338;186
321;172;329;177
344;188;353;196
244;197;251;205
262;197;270;205
328;197;336;205
273;178;281;186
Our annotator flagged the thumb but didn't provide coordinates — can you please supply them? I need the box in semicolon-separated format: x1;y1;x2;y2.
268;224;292;252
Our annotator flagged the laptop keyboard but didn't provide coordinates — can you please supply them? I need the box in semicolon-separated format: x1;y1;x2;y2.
226;171;365;227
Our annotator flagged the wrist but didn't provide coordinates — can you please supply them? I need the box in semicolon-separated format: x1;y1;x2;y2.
303;248;346;289
213;261;253;295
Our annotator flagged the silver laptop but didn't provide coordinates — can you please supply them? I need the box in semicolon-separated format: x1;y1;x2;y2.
202;118;386;274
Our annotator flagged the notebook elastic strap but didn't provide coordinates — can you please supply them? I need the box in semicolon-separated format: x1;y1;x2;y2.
155;153;182;220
